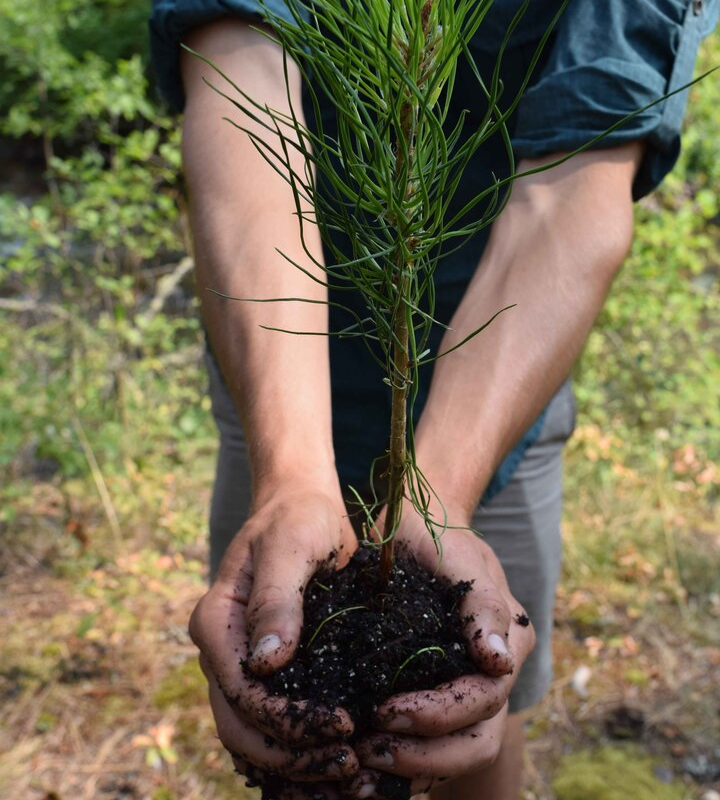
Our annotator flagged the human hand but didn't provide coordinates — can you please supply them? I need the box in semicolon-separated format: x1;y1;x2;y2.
349;500;535;797
189;481;361;784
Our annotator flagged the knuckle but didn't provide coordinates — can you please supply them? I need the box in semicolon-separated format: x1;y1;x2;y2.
473;591;512;621
215;719;245;758
394;744;438;779
436;706;455;734
188;593;211;646
484;736;502;766
419;751;444;779
484;693;505;718
248;584;290;628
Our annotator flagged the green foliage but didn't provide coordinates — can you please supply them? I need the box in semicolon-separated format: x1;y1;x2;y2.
0;0;717;561
0;0;208;497
205;0;568;563
227;0;563;378
575;37;720;466
154;659;207;711
0;0;153;141
0;11;717;792
0;0;183;283
552;747;685;800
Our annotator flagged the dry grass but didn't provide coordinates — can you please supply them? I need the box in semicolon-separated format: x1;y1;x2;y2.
1;423;718;800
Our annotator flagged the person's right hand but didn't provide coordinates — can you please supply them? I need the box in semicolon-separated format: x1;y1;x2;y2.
189;480;361;784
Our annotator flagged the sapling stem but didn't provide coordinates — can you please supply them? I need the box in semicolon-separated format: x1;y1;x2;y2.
192;0;602;593
380;10;430;584
380;291;409;582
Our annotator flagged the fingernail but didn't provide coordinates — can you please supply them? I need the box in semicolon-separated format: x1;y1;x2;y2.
357;784;376;799
251;633;282;659
488;632;509;656
386;714;412;731
368;752;394;768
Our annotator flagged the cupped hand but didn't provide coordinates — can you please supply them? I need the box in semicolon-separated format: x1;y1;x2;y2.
350;500;535;796
189;481;361;782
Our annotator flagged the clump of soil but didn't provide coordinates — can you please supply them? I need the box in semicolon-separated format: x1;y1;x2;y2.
241;542;481;799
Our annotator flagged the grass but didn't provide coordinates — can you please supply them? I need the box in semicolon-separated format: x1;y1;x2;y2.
0;313;718;800
1;33;718;800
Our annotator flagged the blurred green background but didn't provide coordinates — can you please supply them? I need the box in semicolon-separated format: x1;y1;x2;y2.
1;0;717;491
0;3;718;800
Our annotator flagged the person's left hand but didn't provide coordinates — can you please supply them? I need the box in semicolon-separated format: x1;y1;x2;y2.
346;499;536;798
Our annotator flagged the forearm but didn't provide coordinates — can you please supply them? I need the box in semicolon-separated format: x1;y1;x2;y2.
181;20;336;498
415;145;643;516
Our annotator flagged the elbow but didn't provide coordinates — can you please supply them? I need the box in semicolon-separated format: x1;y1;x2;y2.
517;143;643;288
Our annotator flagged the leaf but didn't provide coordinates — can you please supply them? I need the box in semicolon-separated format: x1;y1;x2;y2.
75;612;98;639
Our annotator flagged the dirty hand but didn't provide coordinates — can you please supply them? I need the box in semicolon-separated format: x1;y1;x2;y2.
350;500;535;798
189;481;360;784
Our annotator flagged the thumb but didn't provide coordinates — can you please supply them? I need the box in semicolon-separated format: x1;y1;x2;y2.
433;537;516;677
246;534;319;676
442;546;515;677
460;575;516;677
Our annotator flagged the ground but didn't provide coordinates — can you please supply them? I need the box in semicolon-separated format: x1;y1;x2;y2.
2;17;718;800
1;419;718;800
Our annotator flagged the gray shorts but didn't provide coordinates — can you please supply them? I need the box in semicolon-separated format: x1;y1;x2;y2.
205;349;575;713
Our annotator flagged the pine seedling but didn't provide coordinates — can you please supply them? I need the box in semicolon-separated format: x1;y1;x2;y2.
192;0;566;583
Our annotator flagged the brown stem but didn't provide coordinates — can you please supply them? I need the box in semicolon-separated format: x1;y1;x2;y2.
379;285;410;584
379;95;416;584
378;3;436;584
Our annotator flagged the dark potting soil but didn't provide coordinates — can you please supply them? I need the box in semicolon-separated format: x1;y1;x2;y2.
239;542;482;800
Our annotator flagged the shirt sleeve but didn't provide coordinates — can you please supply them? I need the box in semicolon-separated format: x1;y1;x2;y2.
149;0;306;114
511;0;719;198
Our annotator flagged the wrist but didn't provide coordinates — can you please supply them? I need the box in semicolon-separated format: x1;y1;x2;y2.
395;491;473;556
251;458;342;510
412;429;496;522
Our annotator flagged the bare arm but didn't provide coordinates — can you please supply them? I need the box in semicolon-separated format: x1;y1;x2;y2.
183;19;358;782
182;19;335;498
357;145;643;792
415;144;643;516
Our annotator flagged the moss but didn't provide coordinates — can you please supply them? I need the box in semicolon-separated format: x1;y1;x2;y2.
552;747;685;800
567;601;608;638
525;716;550;741
624;667;650;687
35;711;59;733
153;658;206;711
99;693;135;726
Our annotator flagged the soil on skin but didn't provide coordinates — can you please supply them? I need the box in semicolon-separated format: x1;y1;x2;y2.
240;542;482;800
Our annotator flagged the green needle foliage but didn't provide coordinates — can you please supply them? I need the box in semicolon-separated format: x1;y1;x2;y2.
191;0;567;582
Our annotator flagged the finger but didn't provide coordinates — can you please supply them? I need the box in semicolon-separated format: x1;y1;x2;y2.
357;705;507;780
375;674;509;736
188;545;254;689
344;773;432;800
412;535;516;677
210;677;359;780
191;568;353;742
198;654;354;743
444;540;516;676
241;762;343;800
459;578;515;677
246;530;332;675
461;548;536;678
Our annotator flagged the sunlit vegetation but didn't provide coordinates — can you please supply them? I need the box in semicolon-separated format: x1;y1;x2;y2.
0;2;717;798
